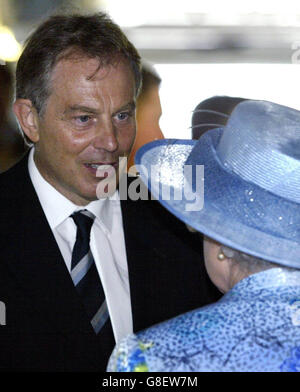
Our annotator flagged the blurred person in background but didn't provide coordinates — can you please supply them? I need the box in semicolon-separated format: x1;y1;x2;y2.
127;63;164;174
0;65;26;172
185;95;247;234
191;95;247;140
109;100;300;372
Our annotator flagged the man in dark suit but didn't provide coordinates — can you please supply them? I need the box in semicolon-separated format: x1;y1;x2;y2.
0;12;220;372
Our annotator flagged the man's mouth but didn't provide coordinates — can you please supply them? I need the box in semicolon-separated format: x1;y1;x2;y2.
85;162;117;168
84;162;118;177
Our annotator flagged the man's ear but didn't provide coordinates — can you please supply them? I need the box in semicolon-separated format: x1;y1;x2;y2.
13;99;40;143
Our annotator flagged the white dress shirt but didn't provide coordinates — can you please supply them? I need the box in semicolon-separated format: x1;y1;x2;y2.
28;148;132;342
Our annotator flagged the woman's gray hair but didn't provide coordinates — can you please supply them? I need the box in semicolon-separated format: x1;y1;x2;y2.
221;245;294;274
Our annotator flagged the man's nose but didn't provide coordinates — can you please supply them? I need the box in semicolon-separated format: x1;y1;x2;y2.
92;120;118;152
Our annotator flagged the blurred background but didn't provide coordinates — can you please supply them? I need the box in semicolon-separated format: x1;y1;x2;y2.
1;0;300;160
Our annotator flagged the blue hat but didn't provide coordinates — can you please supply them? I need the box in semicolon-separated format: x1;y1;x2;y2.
135;100;300;269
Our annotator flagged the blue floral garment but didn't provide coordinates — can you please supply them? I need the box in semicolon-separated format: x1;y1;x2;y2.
108;268;300;372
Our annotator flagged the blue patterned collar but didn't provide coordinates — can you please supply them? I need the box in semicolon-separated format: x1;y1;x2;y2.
224;268;300;299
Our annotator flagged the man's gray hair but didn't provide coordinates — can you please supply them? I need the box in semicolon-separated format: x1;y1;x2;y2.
15;12;142;146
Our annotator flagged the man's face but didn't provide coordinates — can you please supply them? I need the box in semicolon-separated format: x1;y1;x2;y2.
33;56;136;205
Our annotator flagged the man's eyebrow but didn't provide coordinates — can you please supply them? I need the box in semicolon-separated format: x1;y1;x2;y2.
63;105;100;115
113;101;136;115
64;101;136;116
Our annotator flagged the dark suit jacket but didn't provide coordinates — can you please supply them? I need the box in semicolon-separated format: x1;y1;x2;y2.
0;154;221;371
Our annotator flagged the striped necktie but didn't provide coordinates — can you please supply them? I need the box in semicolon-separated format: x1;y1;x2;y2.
70;210;114;338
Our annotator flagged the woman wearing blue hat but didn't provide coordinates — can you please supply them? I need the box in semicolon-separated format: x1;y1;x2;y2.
108;100;300;372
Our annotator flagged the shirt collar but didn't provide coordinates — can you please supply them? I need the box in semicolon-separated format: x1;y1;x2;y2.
28;147;117;233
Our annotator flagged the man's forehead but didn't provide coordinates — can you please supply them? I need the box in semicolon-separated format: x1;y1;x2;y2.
51;55;132;85
47;55;136;111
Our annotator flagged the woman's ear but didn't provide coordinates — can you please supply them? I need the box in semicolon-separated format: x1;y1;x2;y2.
13;99;40;143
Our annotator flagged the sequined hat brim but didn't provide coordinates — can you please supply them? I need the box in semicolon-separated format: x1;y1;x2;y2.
135;130;300;269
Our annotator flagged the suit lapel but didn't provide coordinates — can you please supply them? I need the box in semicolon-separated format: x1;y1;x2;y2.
3;156;102;367
120;196;141;332
120;177;166;332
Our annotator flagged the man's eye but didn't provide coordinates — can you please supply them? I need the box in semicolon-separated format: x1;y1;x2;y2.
73;115;92;125
77;115;91;123
116;112;130;121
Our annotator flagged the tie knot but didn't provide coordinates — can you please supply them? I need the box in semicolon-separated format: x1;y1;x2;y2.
71;210;95;237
